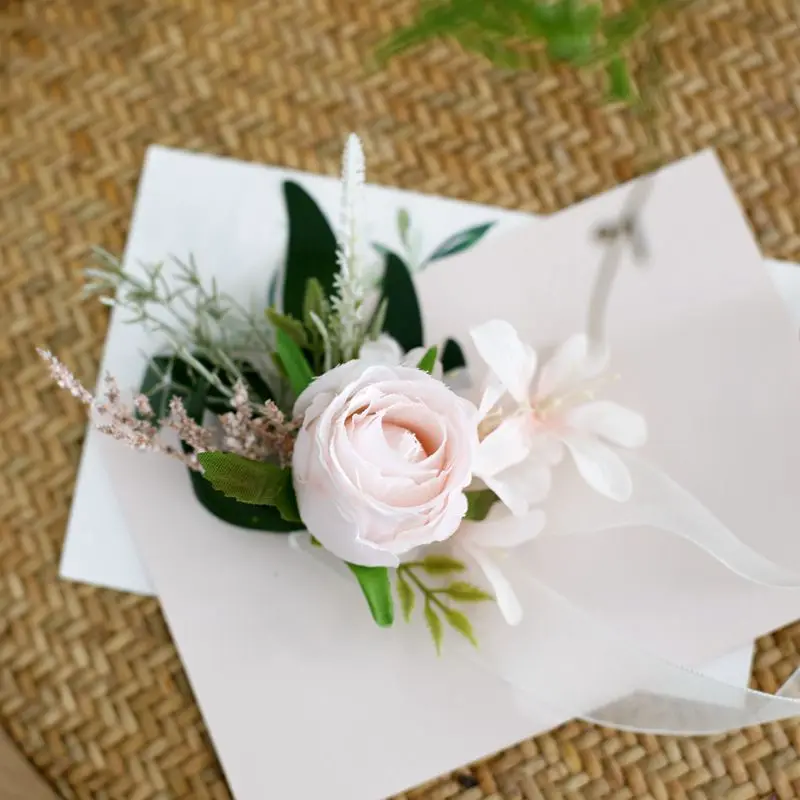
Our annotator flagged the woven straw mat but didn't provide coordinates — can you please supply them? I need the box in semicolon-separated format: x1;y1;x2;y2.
3;0;800;798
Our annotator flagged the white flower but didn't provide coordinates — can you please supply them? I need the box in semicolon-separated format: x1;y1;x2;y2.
358;334;443;379
292;360;478;567
470;320;647;513
454;507;546;625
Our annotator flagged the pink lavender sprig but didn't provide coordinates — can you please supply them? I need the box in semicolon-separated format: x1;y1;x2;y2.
37;350;298;470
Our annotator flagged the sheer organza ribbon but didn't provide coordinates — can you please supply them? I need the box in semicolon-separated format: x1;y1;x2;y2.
291;449;800;734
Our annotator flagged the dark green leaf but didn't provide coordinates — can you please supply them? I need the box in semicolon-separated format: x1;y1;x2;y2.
198;452;290;506
266;307;309;349
442;607;478;647
419;555;466;575
380;251;424;352
138;355;177;421
416;345;438;375
441;338;467;373
282;181;338;320
372;242;391;259
275;329;314;396
424;600;443;654
267;270;281;309
158;374;299;533
607;54;633;101
426;222;494;262
396;573;415;622
464;489;499;522
348;564;394;628
441;582;493;603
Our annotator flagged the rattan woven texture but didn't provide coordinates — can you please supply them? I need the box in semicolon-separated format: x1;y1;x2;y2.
2;0;800;798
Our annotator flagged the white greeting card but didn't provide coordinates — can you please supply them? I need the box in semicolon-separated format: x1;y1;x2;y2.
77;147;800;799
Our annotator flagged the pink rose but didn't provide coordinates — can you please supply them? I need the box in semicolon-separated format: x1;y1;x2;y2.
292;361;478;567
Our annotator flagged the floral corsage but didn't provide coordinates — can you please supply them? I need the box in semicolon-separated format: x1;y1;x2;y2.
40;135;645;651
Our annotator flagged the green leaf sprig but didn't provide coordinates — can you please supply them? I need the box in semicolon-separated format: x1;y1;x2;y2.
396;555;493;653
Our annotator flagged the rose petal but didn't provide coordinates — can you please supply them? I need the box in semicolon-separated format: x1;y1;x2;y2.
470;320;537;405
565;401;647;448
561;432;632;501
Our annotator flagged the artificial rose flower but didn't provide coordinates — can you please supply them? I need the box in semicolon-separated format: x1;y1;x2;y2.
471;320;647;511
292;360;479;567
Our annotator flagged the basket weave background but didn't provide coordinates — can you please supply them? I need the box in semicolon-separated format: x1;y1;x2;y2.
2;0;800;797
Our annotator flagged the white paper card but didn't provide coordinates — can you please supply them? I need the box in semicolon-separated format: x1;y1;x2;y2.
83;147;795;800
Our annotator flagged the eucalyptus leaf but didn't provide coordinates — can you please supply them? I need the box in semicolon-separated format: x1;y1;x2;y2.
282;181;338;320
426;222;494;263
348;564;395;628
275;329;314;396
424;600;443;654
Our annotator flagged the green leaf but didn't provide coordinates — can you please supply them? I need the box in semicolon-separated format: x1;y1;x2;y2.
396;572;415;622
426;223;494;263
380;251;424;352
155;372;299;533
419;555;466;575
464;489;499;522
607;54;633;101
416;346;438;375
273;479;301;523
198;452;290;506
442;607;478;647
275;328;314;396
366;297;388;341
282;181;338;320
397;208;411;247
266;307;309;349
302;277;329;331
441;582;493;603
348;564;394;628
267;270;281;308
138;355;177;421
441;338;466;373
424;600;443;655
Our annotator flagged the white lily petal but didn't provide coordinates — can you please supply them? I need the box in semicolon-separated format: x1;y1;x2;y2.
565;401;647;448
470;320;537;404
561;433;633;502
463;508;547;548
462;543;523;625
478;377;505;417
537;334;607;399
473;414;534;479
485;459;552;517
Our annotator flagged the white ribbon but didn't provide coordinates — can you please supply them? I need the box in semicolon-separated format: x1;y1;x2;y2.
290;449;800;734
